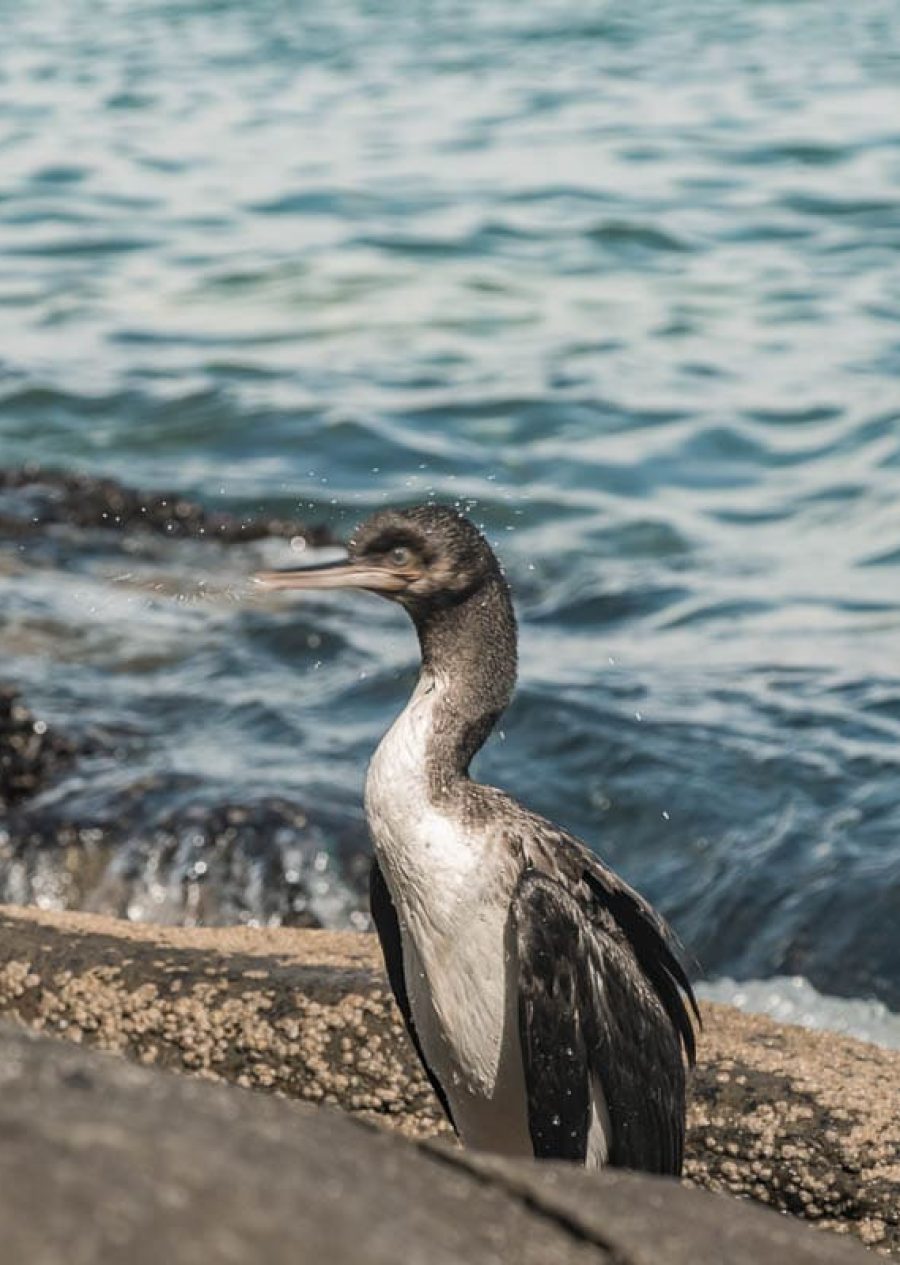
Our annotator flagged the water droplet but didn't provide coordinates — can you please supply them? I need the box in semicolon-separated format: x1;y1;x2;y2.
290;536;308;553
662;810;670;821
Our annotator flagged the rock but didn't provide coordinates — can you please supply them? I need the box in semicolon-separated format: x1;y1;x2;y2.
4;791;368;929
0;465;336;545
0;688;369;925
0;1019;872;1265
0;688;76;813
0;904;896;1255
684;1006;900;1253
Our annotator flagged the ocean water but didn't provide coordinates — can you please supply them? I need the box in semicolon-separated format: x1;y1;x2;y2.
1;0;899;1030
697;976;900;1050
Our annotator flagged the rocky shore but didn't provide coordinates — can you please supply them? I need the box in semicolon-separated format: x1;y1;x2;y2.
0;1018;874;1265
0;903;896;1257
0;467;378;929
0;643;369;930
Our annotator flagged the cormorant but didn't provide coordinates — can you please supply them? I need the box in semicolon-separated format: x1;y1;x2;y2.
256;504;698;1173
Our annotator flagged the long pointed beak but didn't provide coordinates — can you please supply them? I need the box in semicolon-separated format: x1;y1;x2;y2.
253;558;406;594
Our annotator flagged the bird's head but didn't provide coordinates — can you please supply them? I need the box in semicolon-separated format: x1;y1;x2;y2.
255;504;501;614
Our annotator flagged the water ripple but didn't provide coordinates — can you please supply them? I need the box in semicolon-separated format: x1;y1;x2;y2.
1;0;899;1007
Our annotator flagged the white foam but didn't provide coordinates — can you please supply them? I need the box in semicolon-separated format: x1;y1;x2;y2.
696;975;900;1051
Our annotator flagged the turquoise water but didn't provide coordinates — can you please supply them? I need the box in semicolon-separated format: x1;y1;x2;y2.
1;1;899;1009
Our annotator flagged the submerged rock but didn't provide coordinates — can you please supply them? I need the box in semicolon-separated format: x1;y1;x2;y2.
1;785;368;931
0;686;368;928
83;794;369;928
0;687;75;813
0;464;336;545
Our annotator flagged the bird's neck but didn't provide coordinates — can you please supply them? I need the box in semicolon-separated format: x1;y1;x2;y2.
411;573;518;787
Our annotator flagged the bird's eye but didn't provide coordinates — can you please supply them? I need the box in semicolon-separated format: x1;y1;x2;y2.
389;546;412;567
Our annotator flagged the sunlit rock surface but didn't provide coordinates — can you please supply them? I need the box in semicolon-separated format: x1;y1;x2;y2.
0;906;896;1257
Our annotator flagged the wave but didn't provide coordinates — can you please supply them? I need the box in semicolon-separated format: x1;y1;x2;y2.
697;976;900;1051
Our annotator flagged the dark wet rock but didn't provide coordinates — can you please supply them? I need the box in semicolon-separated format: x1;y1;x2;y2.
0;909;895;1256
0;1017;873;1265
1;788;369;930
0;464;336;545
0;685;368;926
0;687;75;813
85;795;369;928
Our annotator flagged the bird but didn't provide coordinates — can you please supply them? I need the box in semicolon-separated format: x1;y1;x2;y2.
255;503;698;1174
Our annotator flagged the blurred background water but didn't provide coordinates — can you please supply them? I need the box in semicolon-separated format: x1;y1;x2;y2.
1;0;899;1040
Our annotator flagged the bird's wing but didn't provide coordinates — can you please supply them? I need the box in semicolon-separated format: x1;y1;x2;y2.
511;867;690;1174
369;858;457;1132
580;856;699;1068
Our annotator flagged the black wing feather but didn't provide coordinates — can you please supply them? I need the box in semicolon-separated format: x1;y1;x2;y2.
368;859;457;1132
515;897;592;1160
512;869;688;1175
582;869;700;1066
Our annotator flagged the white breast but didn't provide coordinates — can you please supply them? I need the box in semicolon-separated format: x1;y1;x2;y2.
364;674;532;1155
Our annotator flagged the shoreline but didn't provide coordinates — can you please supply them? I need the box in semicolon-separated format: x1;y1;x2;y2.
696;975;900;1053
1;902;896;1256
